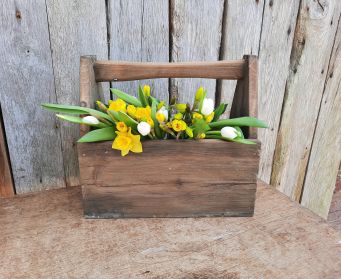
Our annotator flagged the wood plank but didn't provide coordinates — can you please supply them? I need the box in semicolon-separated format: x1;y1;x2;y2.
170;0;224;103
109;0;169;102
78;140;259;218
46;0;108;187
94;60;246;81
218;0;264;114
1;183;341;278
258;0;301;183
0;0;66;193
301;15;341;218
271;1;341;201
0;106;14;197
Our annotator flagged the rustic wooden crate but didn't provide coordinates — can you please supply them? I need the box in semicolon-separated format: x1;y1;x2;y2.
78;55;259;218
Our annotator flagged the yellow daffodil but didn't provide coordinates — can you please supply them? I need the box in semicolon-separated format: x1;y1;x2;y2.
198;133;206;139
192;112;203;122
205;112;215;123
108;98;126;113
116;121;127;132
112;128;142;156
171;119;187;132
146;117;154;128
127;105;137;118
174;113;183;120
156;112;166;123
135;106;151;121
175;103;187;113
143;85;150;97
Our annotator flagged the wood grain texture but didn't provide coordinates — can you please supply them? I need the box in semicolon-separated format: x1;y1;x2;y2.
109;0;169;101
271;0;341;201
1;183;341;278
170;0;224;103
0;0;65;193
301;14;341;218
0;108;14;197
218;0;264;114
258;0;301;183
94;60;245;82
78;140;259;218
46;0;108;187
230;55;259;139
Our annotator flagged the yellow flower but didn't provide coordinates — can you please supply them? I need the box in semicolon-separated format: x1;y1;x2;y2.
143;85;150;97
174;113;183;120
146;117;154;128
157;101;165;110
166;122;172;128
156;112;166;123
185;127;193;138
175;103;187;113
135;106;151;121
112;128;142;156
195;86;205;101
198;133;206;139
205;112;215;123
116;121;127;132
127;105;137;118
171;119;187;132
192;112;203;122
108;98;126;113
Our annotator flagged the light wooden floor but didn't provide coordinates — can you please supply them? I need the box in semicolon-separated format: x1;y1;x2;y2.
1;182;341;279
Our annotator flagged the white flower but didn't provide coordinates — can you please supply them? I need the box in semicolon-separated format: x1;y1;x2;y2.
221;126;238;139
157;106;168;121
201;98;214;116
137;121;151;136
82;116;100;125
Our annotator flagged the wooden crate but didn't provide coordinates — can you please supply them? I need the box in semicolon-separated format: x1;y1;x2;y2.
78;55;259;218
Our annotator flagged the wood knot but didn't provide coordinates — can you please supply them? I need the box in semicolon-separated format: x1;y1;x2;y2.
15;10;21;19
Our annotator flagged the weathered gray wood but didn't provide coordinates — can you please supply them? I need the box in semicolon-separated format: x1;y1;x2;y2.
301;15;341;218
0;0;66;193
46;0;108;187
219;0;264;114
109;0;169;102
170;0;224;103
271;1;341;201
258;0;301;183
78;140;259;218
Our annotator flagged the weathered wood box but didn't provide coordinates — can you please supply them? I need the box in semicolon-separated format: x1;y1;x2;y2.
78;55;259;218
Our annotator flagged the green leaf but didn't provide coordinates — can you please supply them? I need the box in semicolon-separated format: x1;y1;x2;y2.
110;88;142;107
212;103;227;122
209;117;268;129
42;103;114;123
108;110;138;131
78;127;116;143
205;134;256;144
192;119;210;138
234;126;244;139
56;114;108;128
151;98;162;138
138;85;149;107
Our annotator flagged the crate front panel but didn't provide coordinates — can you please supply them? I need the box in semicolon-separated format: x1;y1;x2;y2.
78;140;260;218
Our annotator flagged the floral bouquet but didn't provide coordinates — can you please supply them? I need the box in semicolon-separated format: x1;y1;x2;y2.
42;86;267;156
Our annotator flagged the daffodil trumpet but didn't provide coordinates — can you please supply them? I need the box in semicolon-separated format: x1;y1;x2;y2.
42;85;267;156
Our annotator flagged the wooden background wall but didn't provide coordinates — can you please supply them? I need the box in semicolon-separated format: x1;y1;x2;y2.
0;0;340;221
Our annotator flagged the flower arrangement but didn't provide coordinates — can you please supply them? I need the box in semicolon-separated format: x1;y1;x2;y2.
42;86;267;156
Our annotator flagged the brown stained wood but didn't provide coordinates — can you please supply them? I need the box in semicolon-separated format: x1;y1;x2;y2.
230;55;258;139
0;110;14;197
78;140;259;218
1;182;341;278
79;56;100;136
94;60;246;82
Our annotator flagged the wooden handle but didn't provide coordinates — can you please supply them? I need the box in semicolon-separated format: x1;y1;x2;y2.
94;60;246;82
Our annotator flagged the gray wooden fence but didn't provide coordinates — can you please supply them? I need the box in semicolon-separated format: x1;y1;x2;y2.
0;0;340;220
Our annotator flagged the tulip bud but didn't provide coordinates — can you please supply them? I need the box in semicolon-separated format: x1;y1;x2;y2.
175;103;187;113
82;116;100;125
201;98;214;116
195;87;205;101
143;85;150;97
221;126;238;139
137;121;151;136
96;100;108;112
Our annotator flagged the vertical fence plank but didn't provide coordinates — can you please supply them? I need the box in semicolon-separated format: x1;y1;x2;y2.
0;0;66;193
46;0;108;187
0;106;14;197
219;0;264;113
271;0;341;201
257;0;301;183
170;0;224;103
301;15;341;218
109;0;169;102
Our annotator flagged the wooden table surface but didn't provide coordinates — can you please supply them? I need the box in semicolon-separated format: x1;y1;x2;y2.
1;182;341;279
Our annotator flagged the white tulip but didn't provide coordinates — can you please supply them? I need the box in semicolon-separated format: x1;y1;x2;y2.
201;98;214;116
137;121;151;136
221;126;238;139
82;116;100;125
157;106;168;121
